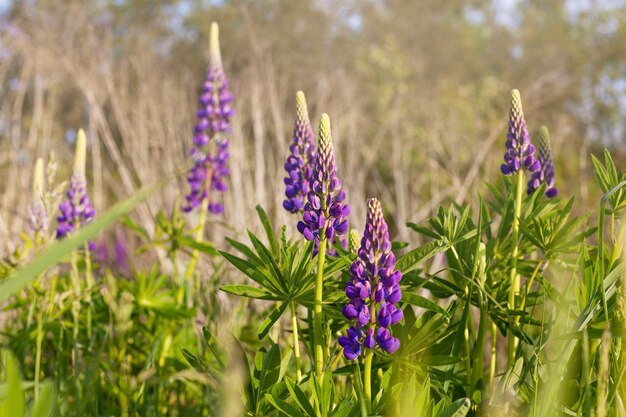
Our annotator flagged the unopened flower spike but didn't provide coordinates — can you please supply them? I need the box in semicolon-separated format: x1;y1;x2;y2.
28;158;47;234
297;114;350;256
349;228;360;254
184;22;234;214
527;126;557;198
283;91;316;213
339;198;402;360
500;89;541;176
56;129;96;240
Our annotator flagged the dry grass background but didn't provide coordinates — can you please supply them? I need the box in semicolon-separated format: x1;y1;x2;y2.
0;0;624;252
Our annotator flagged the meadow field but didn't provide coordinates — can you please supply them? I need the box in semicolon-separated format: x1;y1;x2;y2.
0;1;625;416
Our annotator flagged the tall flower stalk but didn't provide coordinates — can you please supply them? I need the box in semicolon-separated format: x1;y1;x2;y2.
283;91;315;213
56;128;96;392
500;89;540;366
297;114;350;377
184;22;234;287
339;198;402;405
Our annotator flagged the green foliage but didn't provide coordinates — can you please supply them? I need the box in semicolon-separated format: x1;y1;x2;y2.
0;351;54;417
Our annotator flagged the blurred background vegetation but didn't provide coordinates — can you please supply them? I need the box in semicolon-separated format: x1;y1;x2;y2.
0;0;625;249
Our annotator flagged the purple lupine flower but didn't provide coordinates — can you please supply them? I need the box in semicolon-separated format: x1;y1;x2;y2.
527;126;557;198
296;114;350;255
184;22;234;214
56;129;95;239
500;89;541;176
339;198;402;360
283;91;316;213
28;157;48;234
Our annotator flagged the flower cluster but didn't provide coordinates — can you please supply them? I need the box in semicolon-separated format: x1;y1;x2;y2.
339;198;402;360
500;89;541;176
184;22;234;214
283;91;316;213
56;130;95;239
297;114;350;255
527;126;557;198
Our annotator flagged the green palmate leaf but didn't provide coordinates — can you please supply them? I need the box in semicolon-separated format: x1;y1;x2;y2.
438;398;470;417
225;237;259;261
258;302;288;340
0;351;24;417
120;216;150;240
255;344;282;397
181;348;214;377
255;205;280;258
407;222;439;239
419;356;463;366
246;231;288;291
27;381;54;417
220;284;278;300
402;292;449;316
397;240;443;273
178;235;219;256
285;378;317;417
0;178;166;302
219;252;279;292
265;394;304;416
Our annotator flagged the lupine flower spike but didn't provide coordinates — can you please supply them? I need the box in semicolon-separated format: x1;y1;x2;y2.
339;198;402;360
527;126;557;197
500;89;541;176
297;114;350;255
283;91;316;213
28;158;47;234
184;22;234;214
56;129;95;239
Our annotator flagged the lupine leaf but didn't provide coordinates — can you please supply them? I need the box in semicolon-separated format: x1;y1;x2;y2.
178;236;219;256
285;378;317;417
397;241;443;273
221;284;279;300
265;394;304;416
402;293;449;316
258;302;288;340
255;205;280;258
27;380;54;417
0;350;24;417
438;398;470;417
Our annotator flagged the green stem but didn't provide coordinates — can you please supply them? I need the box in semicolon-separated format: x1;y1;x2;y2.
364;350;373;407
610;212;615;244
34;308;43;400
184;197;209;302
463;286;472;387
70;250;81;384
508;171;524;366
289;302;302;382
489;321;497;390
84;244;94;340
314;236;327;378
518;260;544;317
364;291;378;409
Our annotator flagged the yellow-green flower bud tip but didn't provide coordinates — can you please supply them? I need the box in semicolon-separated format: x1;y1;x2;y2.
74;128;87;178
210;22;222;69
349;228;360;254
32;157;45;196
510;89;524;120
318;113;333;156
295;91;309;124
538;126;551;147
